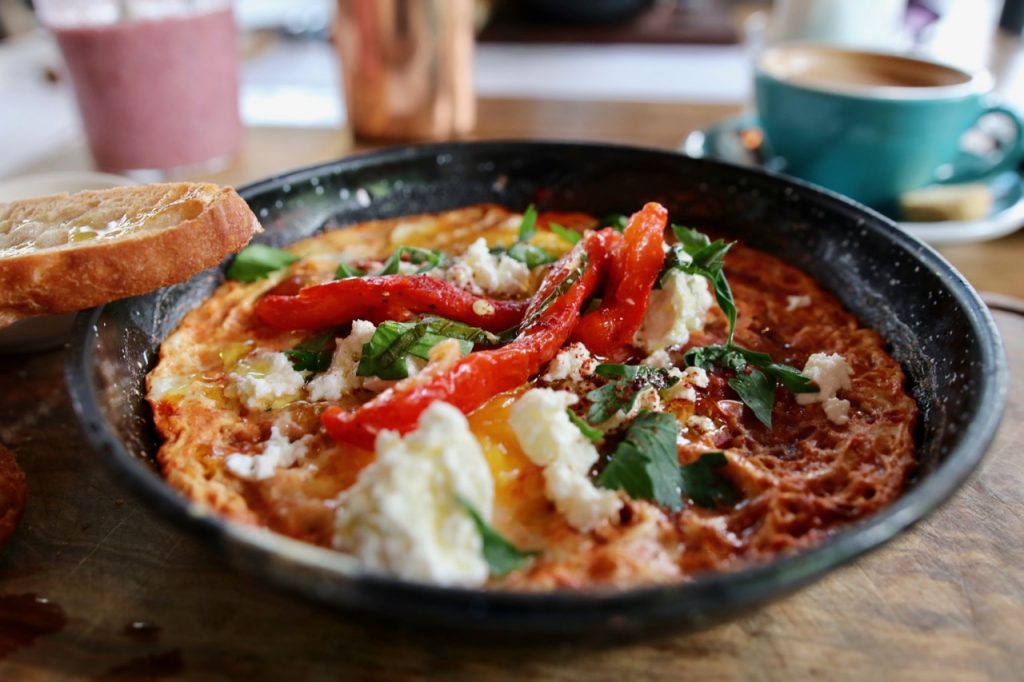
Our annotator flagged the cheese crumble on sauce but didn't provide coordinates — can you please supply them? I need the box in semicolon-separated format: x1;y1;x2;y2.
147;203;917;589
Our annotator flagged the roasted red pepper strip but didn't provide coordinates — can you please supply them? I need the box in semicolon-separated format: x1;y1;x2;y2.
570;202;667;356
254;275;528;333
322;229;620;449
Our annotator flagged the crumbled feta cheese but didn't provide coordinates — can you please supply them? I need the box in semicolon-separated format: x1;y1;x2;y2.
634;270;713;352
786;294;812;311
797;352;854;425
683;365;710;389
446;237;530;297
686;415;717;433
642;353;709;402
820;399;851;424
542;342;597;384
662;371;697;402
232;351;306;411
509;389;622;532
225;426;313;480
642;349;673;368
472;299;495;316
333;402;494;586
306;320;377;402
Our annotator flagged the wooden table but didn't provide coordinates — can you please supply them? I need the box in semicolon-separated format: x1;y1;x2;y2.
2;97;1023;681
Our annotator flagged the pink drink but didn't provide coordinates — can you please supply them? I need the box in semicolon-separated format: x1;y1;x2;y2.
51;7;240;173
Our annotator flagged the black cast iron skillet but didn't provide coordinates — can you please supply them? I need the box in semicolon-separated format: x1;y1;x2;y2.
66;141;1007;636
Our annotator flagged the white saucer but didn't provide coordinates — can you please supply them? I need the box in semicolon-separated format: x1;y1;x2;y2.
0;171;136;353
683;114;1024;246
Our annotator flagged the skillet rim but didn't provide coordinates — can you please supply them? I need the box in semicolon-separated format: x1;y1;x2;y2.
65;140;1008;634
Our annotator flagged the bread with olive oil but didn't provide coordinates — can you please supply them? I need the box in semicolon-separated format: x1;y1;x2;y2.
0;182;260;327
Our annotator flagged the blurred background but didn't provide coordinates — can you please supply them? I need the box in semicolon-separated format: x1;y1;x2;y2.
0;0;1021;182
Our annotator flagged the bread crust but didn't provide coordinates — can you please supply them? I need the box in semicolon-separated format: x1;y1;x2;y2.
0;184;261;326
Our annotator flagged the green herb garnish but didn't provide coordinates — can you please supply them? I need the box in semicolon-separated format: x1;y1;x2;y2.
226;244;299;282
664;225;736;344
493;204;555;268
597;411;683;510
284;332;335;372
333;246;443;279
667;225;816;428
357;317;498;380
679;451;741;509
334;261;366;279
518;204;538;242
503;241;557;268
457;497;537;576
550;223;582;245
684;344;815;429
585;363;679;424
377;246;447;276
727;368;776;428
567;409;603;443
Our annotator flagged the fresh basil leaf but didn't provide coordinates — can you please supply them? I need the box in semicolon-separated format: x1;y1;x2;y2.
769;363;817;394
585;382;636;425
680;451;741;508
518;204;538;242
587;363;680;424
357;321;425;380
549;223;582;245
684;345;745;372
377;246;446;276
593;363;631;380
728;345;773;368
689;239;732;275
710;270;737;345
408;318;498;357
728;368;776;428
597;411;683;511
682;345;718;371
334;261;365;280
592;363;677;387
567;409;603;443
357;317;496;380
226;244;299;283
671;224;712;253
284;333;335;372
506;241;556;268
600;213;629;232
457;497;537;576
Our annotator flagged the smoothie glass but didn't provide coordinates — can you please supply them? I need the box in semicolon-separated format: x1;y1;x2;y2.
36;0;242;177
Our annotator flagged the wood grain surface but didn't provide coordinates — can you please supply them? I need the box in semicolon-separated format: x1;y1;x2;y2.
0;310;1019;681
3;94;1023;680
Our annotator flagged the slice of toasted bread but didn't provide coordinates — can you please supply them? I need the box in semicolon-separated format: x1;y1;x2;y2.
0;182;261;327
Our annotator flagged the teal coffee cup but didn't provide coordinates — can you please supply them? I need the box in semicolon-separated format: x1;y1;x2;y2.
754;44;1024;211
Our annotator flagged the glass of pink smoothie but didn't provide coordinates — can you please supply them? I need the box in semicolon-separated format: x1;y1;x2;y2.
36;0;241;177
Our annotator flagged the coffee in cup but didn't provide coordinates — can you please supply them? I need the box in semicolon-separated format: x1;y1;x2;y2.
754;44;1024;211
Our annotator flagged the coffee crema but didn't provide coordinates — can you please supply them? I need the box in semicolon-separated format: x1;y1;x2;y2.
759;45;971;91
